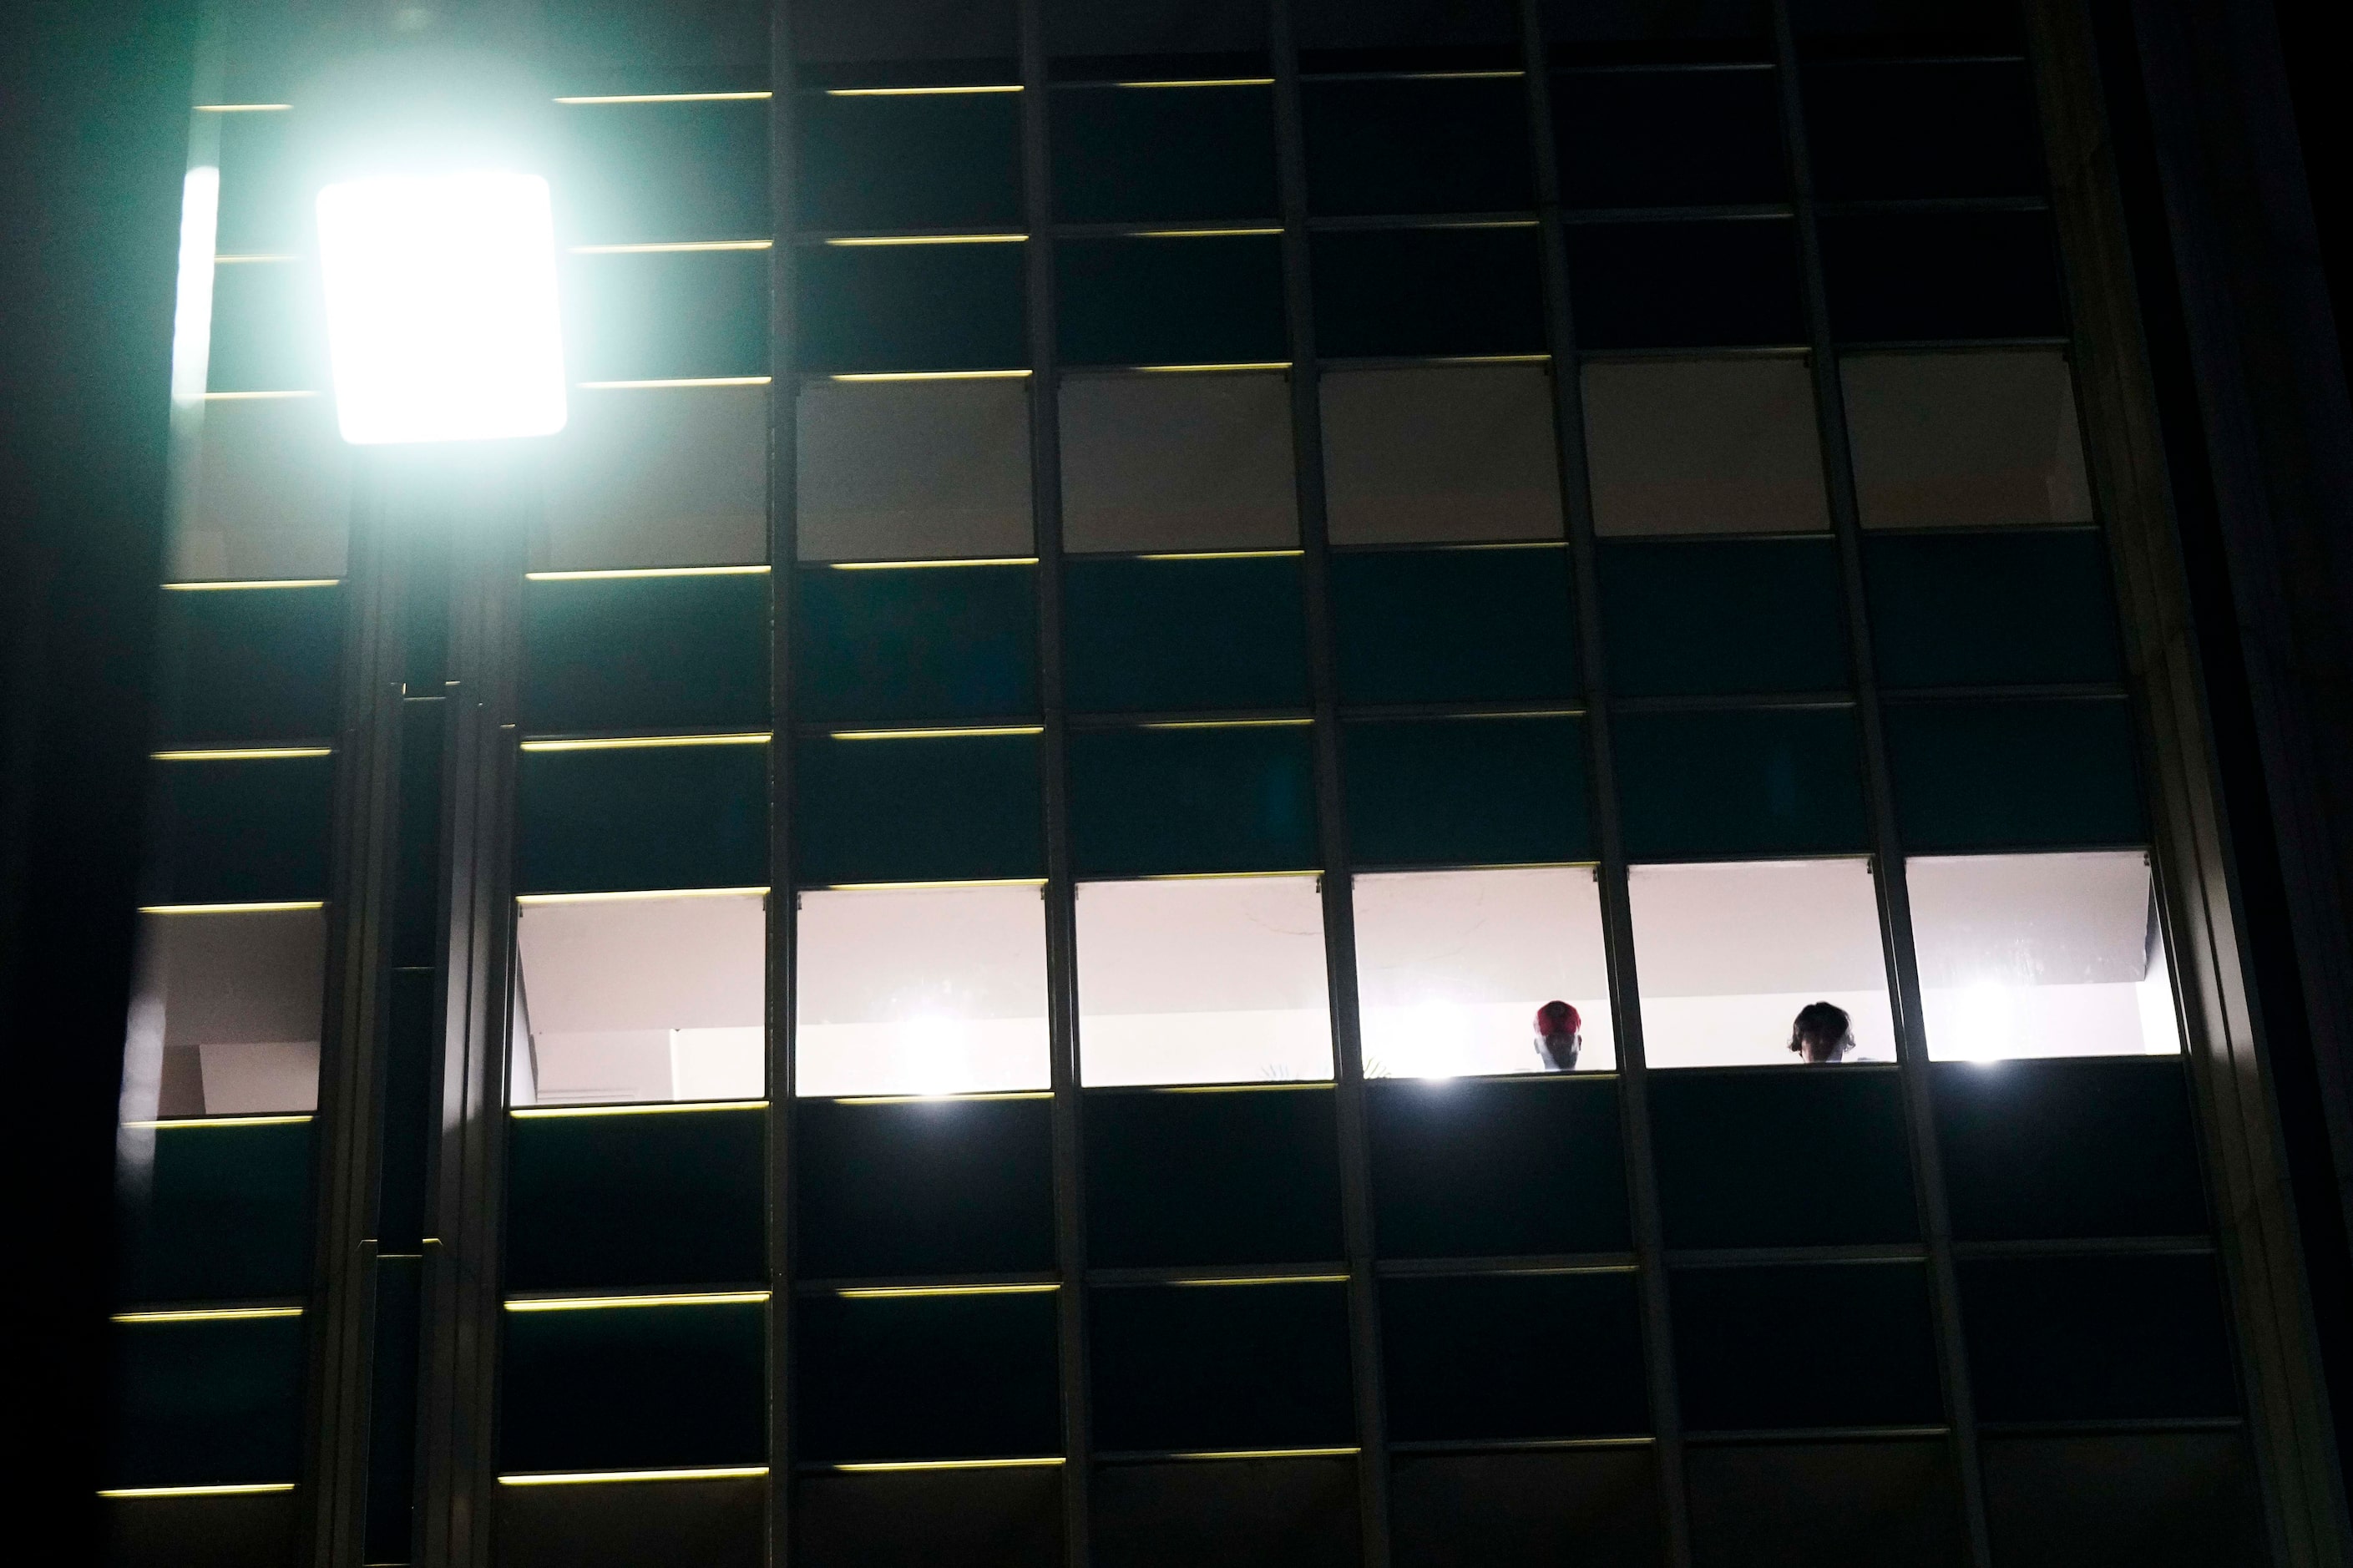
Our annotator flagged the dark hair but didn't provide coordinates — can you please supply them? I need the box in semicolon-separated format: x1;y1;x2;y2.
1789;1001;1853;1060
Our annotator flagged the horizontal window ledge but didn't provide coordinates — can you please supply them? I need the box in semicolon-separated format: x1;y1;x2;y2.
1374;1253;1637;1279
1314;352;1556;371
1576;343;1809;362
1549;60;1776;78
113;1302;305;1323
1879;683;2131;705
790;722;1043;741
1684;1425;1952;1445
1085;1072;1334;1090
798;230;1028;247
99;1483;298;1499
799;1456;1065;1474
569;239;772;255
1664;1244;1929;1269
1829;334;2072;353
162;578;343;592
1610;691;1856;714
1950;1236;2216;1260
1300;67;1526;83
1050;222;1285;241
1388;1434;1654;1455
1306;212;1541;233
498;1465;769;1485
1636;1055;1896;1075
1338;703;1586;726
510;1097;769;1120
1976;1416;2244;1438
1095;1446;1363;1464
517;731;771;752
1086;1267;1351;1289
503;1290;771;1312
796;1273;1060;1297
1555;204;1797;225
123;1111;316;1128
1065;709;1314;732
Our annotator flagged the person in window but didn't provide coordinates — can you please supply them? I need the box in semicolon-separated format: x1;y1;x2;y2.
1789;1000;1855;1063
1534;1000;1581;1071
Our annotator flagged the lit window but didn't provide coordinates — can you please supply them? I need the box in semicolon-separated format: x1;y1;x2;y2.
128;908;324;1119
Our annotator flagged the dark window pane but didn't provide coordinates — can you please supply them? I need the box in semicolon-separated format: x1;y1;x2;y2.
1085;1088;1343;1267
524;574;770;736
1045;0;1269;80
1067;726;1318;877
792;0;1018;88
1541;0;1770;64
1672;1262;1943;1429
1065;555;1308;714
157;584;342;746
1554;66;1785;207
207;258;327;392
1050;86;1278;224
1330;547;1576;706
1343;716;1591;867
1614;707;1868;859
1383;1273;1649;1439
794;563;1038;725
1804;60;2040;200
1651;1067;1918;1247
500;1301;767;1472
1303;78;1531;217
120;1121;311;1304
1056;235;1286;367
1391;1449;1661;1568
1090;1284;1354;1452
544;0;768;95
1885;697;2144;851
797;94;1022;231
149;754;334;905
1789;0;2024;58
505;1107;766;1292
517;741;767;894
1369;1076;1630;1257
1865;529;2122;689
109;1317;305;1487
105;1490;301;1568
568;249;769;382
1686;1440;1967;1568
1293;0;1520;73
1980;1433;2263;1568
1819;212;2064;342
559;99;772;245
1093;1459;1358;1568
1961;1255;2238;1422
1567;219;1804;349
499;1477;765;1568
797;242;1028;373
797;1097;1057;1278
795;1468;1063;1568
1311;229;1546;359
1934;1058;2207;1242
796;732;1043;885
1600;537;1846;697
799;1294;1062;1461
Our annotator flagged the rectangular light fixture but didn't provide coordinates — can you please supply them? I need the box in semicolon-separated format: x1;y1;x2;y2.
316;170;566;444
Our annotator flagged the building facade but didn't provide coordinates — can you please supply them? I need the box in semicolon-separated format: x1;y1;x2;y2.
100;1;2353;1565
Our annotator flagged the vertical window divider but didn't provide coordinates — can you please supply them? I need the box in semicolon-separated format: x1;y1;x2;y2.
1267;7;1394;1564
766;8;802;1565
1015;7;1095;1564
1511;8;1693;1566
1765;8;1995;1564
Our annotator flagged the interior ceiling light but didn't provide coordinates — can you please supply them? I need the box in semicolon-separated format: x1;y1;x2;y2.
316;169;566;444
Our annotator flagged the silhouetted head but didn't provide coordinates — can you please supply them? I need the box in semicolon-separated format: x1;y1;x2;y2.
1789;1001;1855;1063
1535;1000;1581;1071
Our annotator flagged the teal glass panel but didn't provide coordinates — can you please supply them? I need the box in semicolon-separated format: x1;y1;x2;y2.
506;1106;767;1292
796;732;1043;885
501;1300;767;1472
560;99;772;245
1672;1262;1942;1429
1050;84;1278;225
1311;228;1546;359
797;1096;1057;1280
797;242;1028;374
1331;547;1576;706
109;1315;305;1486
1933;1058;2207;1242
157;583;342;746
798;1293;1063;1461
1302;77;1533;217
149;753;334;905
120;1120;312;1303
1382;1274;1647;1440
1615;706;1868;858
794;563;1039;726
1343;716;1590;867
1962;1256;2236;1423
1090;1282;1354;1453
1067;725;1318;877
1865;528;2123;688
1650;1068;1918;1248
1599;538;1847;697
567;249;769;382
516;742;768;893
1063;555;1308;714
1085;1087;1343;1267
1885;697;2144;850
205;256;327;392
1055;235;1286;367
524;573;770;736
796;92;1022;231
1368;1075;1630;1257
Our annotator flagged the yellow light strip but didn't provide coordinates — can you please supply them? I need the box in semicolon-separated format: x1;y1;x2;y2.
526;564;772;581
573;239;772;255
831;1456;1063;1472
1132;869;1320;883
1127;226;1284;239
1116;78;1276;89
578;376;772;390
214;252;296;264
100;1482;296;1498
151;746;331;762
823;84;1022;97
831;1089;1053;1104
828;726;1043;741
499;1465;770;1485
505;1291;770;1313
837;1282;1058;1298
125;1113;314;1130
1166;1273;1348;1287
827;368;1032;383
138;900;325;915
555;91;772;104
1135;717;1312;730
825;555;1037;570
820;878;1048;893
515;886;770;906
114;1306;302;1323
1151;1078;1334;1092
203;389;317;400
823;233;1026;247
518;732;771;752
195;103;290;112
1136;549;1303;562
1132;361;1293;373
1165;1447;1360;1461
163;578;340;591
1397;69;1525;79
513;1099;767;1120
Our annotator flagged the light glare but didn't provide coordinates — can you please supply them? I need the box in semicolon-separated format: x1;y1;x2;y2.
316;171;566;444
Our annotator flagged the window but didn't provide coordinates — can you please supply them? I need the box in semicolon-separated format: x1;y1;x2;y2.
500;1297;766;1473
792;0;1018;87
1342;716;1591;870
1056;235;1287;367
1553;65;1784;208
559;99;772;245
1908;850;2178;1062
1566;220;1805;349
796;378;1033;563
524;571;770;736
515;738;769;896
792;562;1038;724
797;1292;1062;1461
1089;1282;1356;1451
541;386;768;572
511;891;766;1106
505;1105;767;1290
1581;357;1829;536
1067;725;1318;878
1301;78;1533;216
157;581;342;746
1819;210;2064;342
1803;59;2041;200
1058;372;1296;554
796;241;1027;373
796;731;1044;888
1085;1087;1343;1265
1063;554;1309;714
128;908;324;1120
1600;537;1846;695
207;255;327;393
1353;867;1611;1079
1075;875;1331;1086
1318;365;1563;546
1050;85;1278;223
544;0;768;97
1627;858;1895;1067
1613;708;1869;861
1884;697;2143;852
1671;1262;1943;1430
1310;228;1546;359
796;93;1021;232
1381;1272;1647;1439
793;883;1050;1096
174;395;350;583
1330;547;1576;704
565;248;769;382
1865;529;2119;688
1841;350;2092;529
149;753;336;906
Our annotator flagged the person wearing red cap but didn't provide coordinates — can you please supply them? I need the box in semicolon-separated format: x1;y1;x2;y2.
1534;1000;1581;1071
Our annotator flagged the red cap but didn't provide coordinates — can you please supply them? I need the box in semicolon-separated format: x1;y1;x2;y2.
1535;1000;1580;1037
